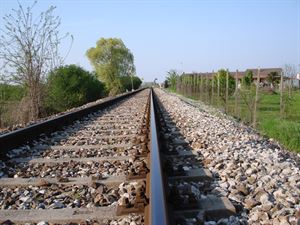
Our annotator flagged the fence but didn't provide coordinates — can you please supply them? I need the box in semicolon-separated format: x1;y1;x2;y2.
172;68;300;152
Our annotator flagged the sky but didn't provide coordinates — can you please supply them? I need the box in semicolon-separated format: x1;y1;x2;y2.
0;0;299;83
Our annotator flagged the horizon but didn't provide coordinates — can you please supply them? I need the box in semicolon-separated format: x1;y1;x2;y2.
0;0;299;83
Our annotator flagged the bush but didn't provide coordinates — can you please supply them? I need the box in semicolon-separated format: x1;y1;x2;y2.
0;84;25;101
119;76;142;91
0;84;25;127
45;65;105;113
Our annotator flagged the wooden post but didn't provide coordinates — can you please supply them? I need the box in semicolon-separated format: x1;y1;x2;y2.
253;67;260;127
200;74;203;101
211;70;214;105
189;75;193;97
196;74;200;98
225;69;229;113
194;74;197;98
193;74;195;97
206;73;209;103
280;70;284;117
217;72;220;107
235;70;239;117
288;76;292;99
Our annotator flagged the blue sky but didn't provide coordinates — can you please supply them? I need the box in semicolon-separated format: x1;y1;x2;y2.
0;0;299;82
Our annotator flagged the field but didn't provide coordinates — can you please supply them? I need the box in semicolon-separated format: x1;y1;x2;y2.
256;91;300;152
227;91;300;152
224;90;300;153
172;87;300;153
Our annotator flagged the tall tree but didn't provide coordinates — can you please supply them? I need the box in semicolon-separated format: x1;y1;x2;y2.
0;1;71;121
86;38;135;96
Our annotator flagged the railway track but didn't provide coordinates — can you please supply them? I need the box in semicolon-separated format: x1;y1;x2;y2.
0;88;237;225
0;89;151;225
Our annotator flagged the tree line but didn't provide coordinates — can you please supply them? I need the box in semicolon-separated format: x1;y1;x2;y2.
0;2;142;129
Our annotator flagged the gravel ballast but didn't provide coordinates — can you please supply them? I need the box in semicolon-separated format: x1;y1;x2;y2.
155;88;299;225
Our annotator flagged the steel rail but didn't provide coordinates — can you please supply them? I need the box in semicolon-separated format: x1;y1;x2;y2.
149;88;168;225
0;88;145;157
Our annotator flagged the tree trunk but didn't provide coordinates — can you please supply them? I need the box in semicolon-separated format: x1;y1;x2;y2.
28;82;40;122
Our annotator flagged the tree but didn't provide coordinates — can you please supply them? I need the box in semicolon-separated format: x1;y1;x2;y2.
242;70;253;87
166;70;179;90
0;1;71;121
45;65;105;113
267;71;280;91
86;38;135;96
281;64;296;118
283;64;296;98
240;70;256;124
213;69;235;110
120;76;142;91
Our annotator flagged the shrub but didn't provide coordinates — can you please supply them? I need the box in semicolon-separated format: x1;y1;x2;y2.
45;65;105;113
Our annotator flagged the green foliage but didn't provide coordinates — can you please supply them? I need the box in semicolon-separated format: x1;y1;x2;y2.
166;70;179;90
0;83;25;126
267;71;280;88
242;70;254;87
214;69;236;102
119;76;142;91
86;38;135;95
45;65;105;113
0;84;25;101
260;118;300;153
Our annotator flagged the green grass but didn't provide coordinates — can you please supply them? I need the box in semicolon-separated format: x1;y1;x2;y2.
173;88;300;153
259;118;300;152
256;91;300;152
233;91;300;152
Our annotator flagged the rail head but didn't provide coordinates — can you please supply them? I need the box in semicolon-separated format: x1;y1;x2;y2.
149;88;168;225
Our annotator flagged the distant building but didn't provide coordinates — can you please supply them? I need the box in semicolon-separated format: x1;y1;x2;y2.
245;68;282;83
183;67;300;88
